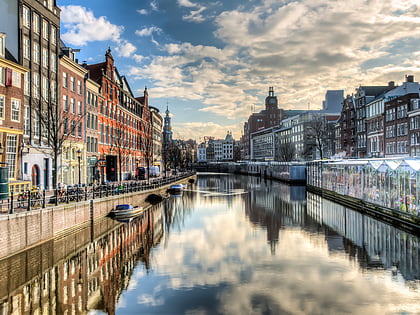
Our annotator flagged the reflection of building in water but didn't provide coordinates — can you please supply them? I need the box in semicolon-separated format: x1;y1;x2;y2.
244;178;307;254
307;192;420;285
0;204;164;314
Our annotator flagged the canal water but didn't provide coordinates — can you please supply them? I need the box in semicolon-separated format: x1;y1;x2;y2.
0;174;419;314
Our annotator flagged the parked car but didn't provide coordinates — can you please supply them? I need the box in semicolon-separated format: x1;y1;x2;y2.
136;167;146;180
149;166;160;177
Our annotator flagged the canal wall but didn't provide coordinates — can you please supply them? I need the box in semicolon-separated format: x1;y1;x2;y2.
195;162;306;183
0;175;195;259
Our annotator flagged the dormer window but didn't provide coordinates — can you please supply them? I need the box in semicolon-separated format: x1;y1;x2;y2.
0;33;5;58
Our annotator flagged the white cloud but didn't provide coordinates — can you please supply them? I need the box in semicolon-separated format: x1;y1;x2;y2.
150;0;158;11
135;26;162;37
177;0;199;8
127;0;420;141
172;121;242;140
137;9;149;15
133;54;146;63
114;40;137;58
177;0;208;23
60;5;124;46
138;205;419;314
182;7;207;23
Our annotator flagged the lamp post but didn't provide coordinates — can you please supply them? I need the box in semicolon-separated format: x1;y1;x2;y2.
135;157;139;180
77;149;81;186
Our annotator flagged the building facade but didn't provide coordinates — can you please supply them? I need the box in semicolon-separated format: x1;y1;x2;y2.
0;33;29;192
19;0;61;189
59;45;87;186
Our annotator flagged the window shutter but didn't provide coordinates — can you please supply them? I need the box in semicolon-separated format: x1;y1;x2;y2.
5;68;12;87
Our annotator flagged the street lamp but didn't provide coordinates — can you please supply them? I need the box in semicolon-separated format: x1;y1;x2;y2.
135;157;140;179
77;149;82;186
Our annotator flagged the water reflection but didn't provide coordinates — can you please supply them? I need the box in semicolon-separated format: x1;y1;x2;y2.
0;204;163;314
0;174;419;314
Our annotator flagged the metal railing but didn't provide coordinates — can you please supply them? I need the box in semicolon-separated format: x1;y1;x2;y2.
1;172;195;214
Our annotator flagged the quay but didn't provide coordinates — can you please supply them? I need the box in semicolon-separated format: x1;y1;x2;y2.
307;159;420;234
0;173;196;259
196;160;420;234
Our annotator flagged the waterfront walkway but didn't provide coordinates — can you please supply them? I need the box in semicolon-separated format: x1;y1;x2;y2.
0;172;195;215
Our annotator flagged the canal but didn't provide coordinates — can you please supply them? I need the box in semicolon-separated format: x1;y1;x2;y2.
0;174;419;314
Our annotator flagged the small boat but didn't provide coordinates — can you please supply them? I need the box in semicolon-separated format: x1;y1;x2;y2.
108;204;143;219
167;184;184;194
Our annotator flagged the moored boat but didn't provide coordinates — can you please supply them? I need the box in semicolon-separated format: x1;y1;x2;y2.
107;204;143;219
167;184;184;194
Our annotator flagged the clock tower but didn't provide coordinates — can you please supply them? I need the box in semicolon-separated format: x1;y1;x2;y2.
264;87;281;128
265;86;278;110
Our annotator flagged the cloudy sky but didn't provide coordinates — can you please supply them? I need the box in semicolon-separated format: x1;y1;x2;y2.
57;0;420;141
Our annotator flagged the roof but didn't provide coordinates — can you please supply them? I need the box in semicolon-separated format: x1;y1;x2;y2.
357;86;393;97
5;48;18;63
86;62;107;84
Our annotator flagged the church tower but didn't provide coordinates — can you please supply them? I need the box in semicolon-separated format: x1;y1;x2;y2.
264;87;281;128
162;104;173;147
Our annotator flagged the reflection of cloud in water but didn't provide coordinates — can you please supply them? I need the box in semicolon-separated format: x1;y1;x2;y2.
137;293;165;307
186;188;248;197
141;204;419;314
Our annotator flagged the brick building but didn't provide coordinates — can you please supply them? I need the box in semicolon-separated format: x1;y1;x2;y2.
86;49;151;182
59;44;87;186
0;33;28;188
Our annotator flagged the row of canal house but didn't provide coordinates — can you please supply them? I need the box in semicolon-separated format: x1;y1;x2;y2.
248;76;419;162
338;75;420;158
0;0;161;192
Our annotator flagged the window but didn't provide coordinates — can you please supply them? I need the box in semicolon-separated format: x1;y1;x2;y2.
11;99;20;122
33;14;40;34
24;72;30;95
0;67;4;85
71;98;75;113
24;106;30;136
51;26;57;45
51;54;57;72
22;7;30;28
42;48;48;67
23;37;30;59
0;35;4;58
34;113;40;138
6;135;17;179
63;95;68;112
63;72;68;88
32;73;40;99
42;76;49;99
70;77;75;91
33;43;40;64
42;20;49;40
78;122;82;138
0;95;4;119
100;124;104;143
12;71;21;88
77;81;82;95
50;81;57;103
63;118;68;135
71;120;75;136
78;101;82;115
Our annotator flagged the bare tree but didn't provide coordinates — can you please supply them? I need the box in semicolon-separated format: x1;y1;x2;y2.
307;114;328;160
35;97;85;188
276;142;296;162
138;120;153;182
111;120;133;182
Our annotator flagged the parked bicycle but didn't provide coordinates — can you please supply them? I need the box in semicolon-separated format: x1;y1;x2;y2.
17;186;42;208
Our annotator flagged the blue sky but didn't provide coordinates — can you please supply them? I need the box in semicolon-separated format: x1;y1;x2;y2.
57;0;420;141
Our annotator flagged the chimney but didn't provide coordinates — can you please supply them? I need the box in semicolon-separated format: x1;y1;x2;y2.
406;75;414;83
388;81;395;87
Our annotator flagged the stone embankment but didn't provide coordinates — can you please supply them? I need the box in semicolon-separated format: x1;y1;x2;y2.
0;174;196;259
